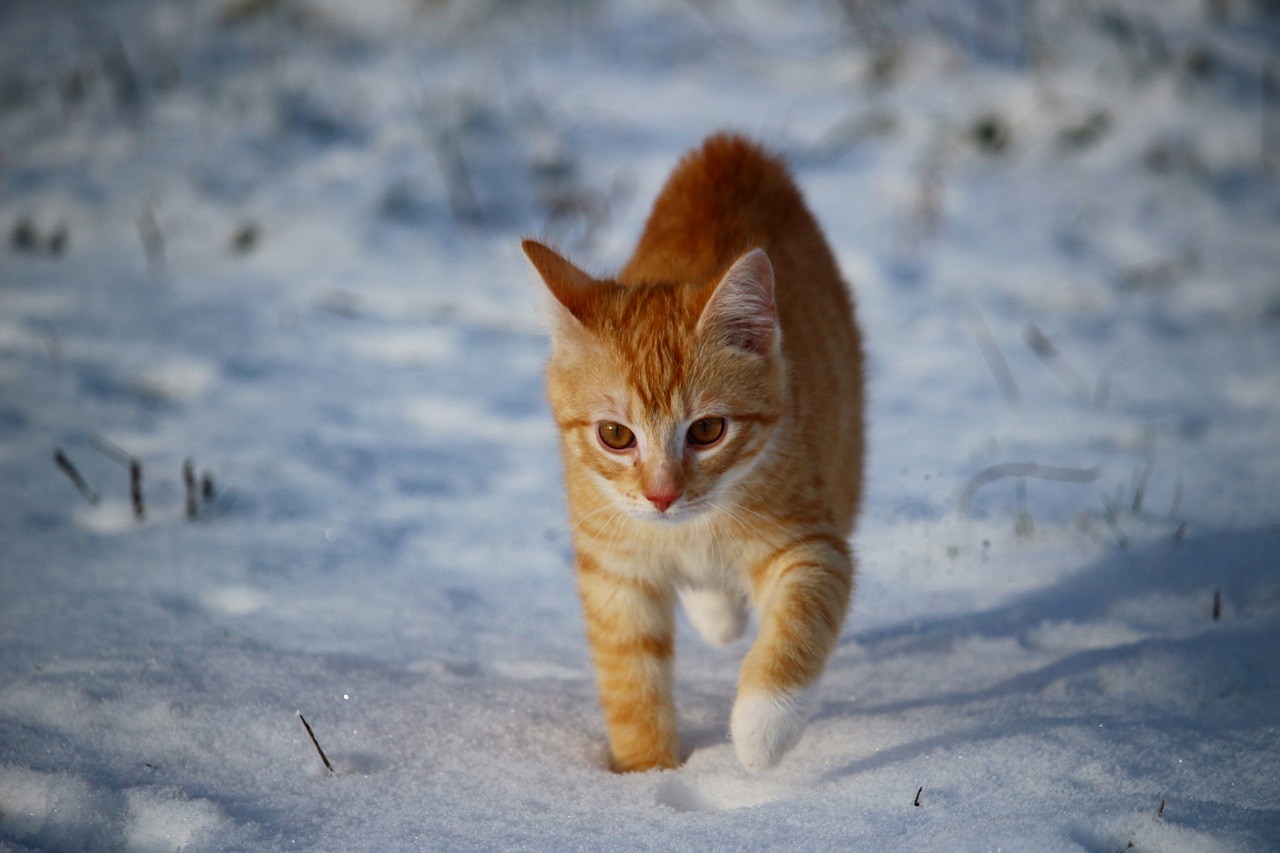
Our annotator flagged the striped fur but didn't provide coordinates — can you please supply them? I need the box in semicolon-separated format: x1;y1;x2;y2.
524;134;864;772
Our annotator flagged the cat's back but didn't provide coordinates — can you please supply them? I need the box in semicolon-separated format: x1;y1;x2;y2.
621;134;841;304
620;134;857;380
623;134;864;532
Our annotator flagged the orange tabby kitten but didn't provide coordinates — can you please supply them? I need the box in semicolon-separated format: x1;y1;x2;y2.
524;133;863;772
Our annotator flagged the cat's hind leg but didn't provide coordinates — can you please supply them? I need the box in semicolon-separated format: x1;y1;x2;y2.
678;587;748;648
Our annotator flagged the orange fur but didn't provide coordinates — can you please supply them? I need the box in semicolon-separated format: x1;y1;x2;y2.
524;133;864;772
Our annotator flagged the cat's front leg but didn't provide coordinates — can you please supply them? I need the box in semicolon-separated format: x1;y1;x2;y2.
731;536;853;771
577;552;679;772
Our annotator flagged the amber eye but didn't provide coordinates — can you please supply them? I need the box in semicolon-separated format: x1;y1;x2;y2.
687;417;726;447
597;421;636;451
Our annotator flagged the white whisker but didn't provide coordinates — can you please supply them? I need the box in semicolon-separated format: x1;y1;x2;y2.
601;505;630;567
706;498;812;577
564;499;621;536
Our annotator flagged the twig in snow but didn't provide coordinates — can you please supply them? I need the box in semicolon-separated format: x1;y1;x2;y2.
183;458;198;519
1130;460;1154;514
9;218;67;256
136;206;166;279
1264;59;1279;176
957;462;1100;513
970;114;1011;154
1158;798;1165;818
1212;589;1221;621
231;221;259;255
1116;252;1198;294
11;218;39;252
914;786;923;807
53;449;100;505
48;225;68;256
963;302;1019;404
435;128;480;224
892;131;947;253
1025;323;1091;403
1101;494;1129;549
299;712;334;774
202;470;216;502
410;92;480;224
1014;477;1034;537
130;460;145;521
1174;522;1188;542
911;139;945;239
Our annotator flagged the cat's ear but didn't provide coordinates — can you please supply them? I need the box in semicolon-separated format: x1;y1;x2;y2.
522;239;596;316
523;239;598;353
697;248;777;355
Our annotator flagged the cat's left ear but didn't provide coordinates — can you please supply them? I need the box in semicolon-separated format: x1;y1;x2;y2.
697;248;777;355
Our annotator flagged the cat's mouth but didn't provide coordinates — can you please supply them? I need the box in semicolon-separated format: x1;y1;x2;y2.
633;498;710;526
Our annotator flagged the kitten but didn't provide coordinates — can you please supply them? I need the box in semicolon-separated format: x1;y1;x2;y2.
523;133;864;772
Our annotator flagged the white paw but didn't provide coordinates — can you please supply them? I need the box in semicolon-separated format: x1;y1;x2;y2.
679;587;748;648
730;685;818;772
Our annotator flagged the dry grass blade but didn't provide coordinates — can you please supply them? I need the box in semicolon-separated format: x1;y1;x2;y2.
184;458;198;519
299;712;334;774
1264;59;1279;174
1025;323;1091;403
963;302;1020;404
1130;460;1154;514
137;205;166;279
53;449;100;506
130;460;145;521
1101;494;1129;549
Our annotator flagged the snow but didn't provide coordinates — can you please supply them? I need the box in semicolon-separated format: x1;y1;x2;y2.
2;0;1279;850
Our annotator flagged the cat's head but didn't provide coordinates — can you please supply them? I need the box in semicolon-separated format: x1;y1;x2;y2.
524;239;784;525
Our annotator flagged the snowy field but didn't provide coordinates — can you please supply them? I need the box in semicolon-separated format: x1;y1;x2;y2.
2;0;1279;850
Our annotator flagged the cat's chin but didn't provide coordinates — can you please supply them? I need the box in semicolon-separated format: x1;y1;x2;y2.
629;503;708;527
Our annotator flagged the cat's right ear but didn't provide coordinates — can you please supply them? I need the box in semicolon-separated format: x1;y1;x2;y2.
523;239;594;314
523;239;597;353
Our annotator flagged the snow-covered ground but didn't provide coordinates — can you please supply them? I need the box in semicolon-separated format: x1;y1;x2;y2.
2;0;1278;850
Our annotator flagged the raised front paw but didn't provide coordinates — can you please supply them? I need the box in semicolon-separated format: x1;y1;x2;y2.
679;587;748;648
729;685;818;772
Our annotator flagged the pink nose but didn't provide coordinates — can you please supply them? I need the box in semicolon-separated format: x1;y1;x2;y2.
646;491;681;513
